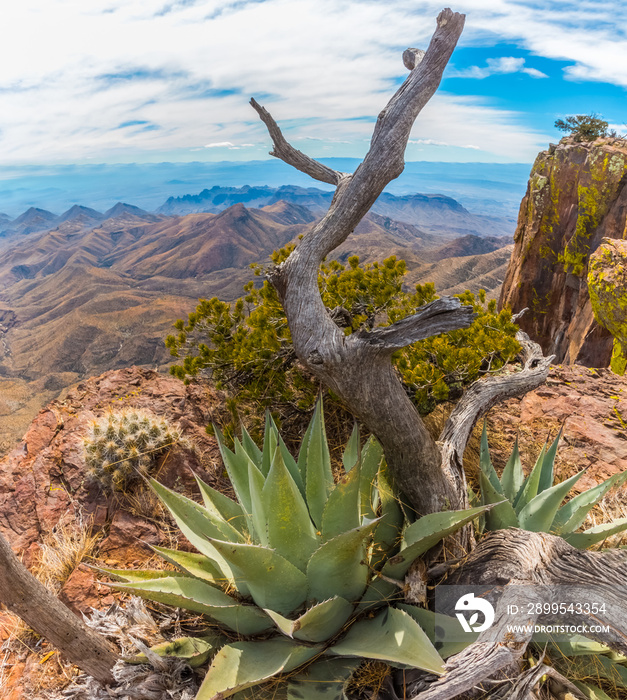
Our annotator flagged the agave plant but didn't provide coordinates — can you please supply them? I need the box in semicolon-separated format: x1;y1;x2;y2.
99;402;489;699
476;421;627;546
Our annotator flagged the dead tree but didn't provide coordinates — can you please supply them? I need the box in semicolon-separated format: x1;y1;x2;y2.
251;9;627;698
251;8;551;517
0;531;118;684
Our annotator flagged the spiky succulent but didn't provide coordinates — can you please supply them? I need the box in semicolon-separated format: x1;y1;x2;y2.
99;402;489;699
476;422;627;545
84;409;186;491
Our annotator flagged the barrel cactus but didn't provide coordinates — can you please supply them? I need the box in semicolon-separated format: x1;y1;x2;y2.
84;408;186;491
99;402;489;699
476;422;627;543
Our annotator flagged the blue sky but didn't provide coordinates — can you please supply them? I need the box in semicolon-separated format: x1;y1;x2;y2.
0;0;625;166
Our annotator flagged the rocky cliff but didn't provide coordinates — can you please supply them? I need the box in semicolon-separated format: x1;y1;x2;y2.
499;137;627;366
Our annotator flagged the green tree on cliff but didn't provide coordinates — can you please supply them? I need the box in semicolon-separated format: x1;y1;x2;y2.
554;113;609;142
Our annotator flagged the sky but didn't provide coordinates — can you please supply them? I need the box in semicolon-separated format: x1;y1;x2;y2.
1;0;626;167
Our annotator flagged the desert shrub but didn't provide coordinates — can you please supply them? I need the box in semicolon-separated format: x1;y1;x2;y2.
554;114;609;142
84;409;186;492
100;402;489;698
165;249;520;435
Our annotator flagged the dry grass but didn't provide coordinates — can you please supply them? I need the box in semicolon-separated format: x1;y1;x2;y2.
33;518;102;593
345;660;391;699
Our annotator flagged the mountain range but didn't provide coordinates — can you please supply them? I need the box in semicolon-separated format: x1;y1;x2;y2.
0;187;513;452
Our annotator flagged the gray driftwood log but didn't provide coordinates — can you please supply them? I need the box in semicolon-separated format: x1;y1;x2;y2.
251;9;551;517
0;531;118;684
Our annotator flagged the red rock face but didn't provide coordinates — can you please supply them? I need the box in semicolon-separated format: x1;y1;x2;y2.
0;366;224;561
499;138;627;366
482;364;627;492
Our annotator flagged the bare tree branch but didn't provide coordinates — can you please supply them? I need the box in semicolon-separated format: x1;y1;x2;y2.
249;9;468;517
0;531;118;684
358;297;476;351
249;97;347;186
438;331;554;506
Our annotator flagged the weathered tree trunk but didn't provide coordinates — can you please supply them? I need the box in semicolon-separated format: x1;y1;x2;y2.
252;10;552;516
0;531;118;684
408;529;627;699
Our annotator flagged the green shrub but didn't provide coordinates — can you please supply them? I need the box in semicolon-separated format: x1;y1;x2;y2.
165;251;520;431
554;114;609;142
100;401;489;699
84;409;187;491
475;421;627;542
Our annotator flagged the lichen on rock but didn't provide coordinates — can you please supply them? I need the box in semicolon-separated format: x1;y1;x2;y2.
588;237;627;375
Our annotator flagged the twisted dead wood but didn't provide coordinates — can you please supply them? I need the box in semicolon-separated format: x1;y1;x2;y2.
413;529;627;700
251;10;553;517
0;531;118;684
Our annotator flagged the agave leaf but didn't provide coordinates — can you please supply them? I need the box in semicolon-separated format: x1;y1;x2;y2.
553;471;627;535
356;576;401;613
248;460;268;546
277;432;305;497
342;423;360;472
537;427;562;494
563;518;627;549
479;419;502;493
287;658;360;700
262;447;319;571
500;437;524;503
397;604;476;659
517;470;585;533
302;400;335;528
149;479;243;591
384;505;492;579
571;680;616;700
151;479;244;544
127;635;223;668
597;655;627;687
214;425;253;516
479;472;519;531
321;462;361;542
547;635;610;657
307;520;378;604
328;607;445;675
150;545;226;585
208;539;308;615
359;436;383;521
107;576;272;634
513;441;547;512
93;566;181;583
194;473;249;537
197;639;320;700
241;425;263;466
265;596;353;643
261;412;279;477
538;427;563;493
370;469;403;569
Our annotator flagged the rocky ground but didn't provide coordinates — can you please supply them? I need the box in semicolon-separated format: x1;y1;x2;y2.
1;363;626;698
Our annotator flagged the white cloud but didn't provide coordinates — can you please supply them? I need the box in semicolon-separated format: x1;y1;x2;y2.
0;0;623;165
449;56;548;79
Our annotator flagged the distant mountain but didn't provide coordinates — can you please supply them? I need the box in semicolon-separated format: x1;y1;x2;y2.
0;213;11;226
58;205;104;224
158;185;514;239
425;234;513;262
3;207;58;236
103;202;161;222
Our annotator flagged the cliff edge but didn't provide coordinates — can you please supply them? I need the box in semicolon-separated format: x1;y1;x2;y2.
499;137;627;366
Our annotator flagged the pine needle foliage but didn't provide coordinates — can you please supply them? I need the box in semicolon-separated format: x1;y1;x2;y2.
165;249;520;425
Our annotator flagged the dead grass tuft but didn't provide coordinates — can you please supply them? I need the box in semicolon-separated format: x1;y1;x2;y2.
345;660;391;699
33;519;102;593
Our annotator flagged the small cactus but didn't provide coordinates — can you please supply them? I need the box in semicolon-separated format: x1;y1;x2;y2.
84;409;188;491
